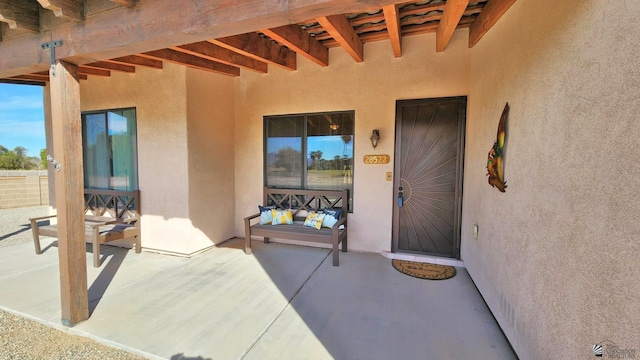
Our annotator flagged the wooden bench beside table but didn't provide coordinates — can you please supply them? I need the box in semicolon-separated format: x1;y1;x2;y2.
30;189;141;268
244;188;349;266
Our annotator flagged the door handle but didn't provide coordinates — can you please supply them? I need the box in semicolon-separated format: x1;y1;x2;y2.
398;187;404;208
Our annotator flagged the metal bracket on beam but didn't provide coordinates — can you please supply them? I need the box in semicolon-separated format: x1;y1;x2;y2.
41;40;64;77
46;154;61;172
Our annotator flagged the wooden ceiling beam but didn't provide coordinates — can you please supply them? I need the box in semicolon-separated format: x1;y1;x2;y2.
436;0;470;52
321;17;475;47
262;24;329;67
400;2;446;17
139;49;240;77
84;61;135;73
9;74;49;81
37;0;84;21
0;78;46;86
110;0;136;8
173;41;268;74
107;55;163;69
0;0;409;77
383;4;402;58
210;33;296;71
32;70;90;81
0;1;40;32
317;14;363;62
9;74;49;82
469;0;516;48
78;66;110;77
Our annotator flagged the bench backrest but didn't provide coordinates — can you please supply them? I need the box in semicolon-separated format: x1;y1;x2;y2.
84;189;140;220
263;188;349;220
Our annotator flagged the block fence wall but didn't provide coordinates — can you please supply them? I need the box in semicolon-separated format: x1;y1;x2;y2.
0;171;49;209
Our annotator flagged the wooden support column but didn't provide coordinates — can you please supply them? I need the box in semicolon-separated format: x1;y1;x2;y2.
49;60;88;326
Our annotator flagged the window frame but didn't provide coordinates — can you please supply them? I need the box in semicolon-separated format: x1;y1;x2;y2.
263;110;355;211
81;107;139;191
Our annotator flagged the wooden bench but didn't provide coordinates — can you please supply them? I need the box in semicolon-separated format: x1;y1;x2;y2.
30;189;141;268
244;188;349;266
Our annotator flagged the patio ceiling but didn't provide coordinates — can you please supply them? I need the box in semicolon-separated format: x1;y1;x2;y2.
0;0;515;85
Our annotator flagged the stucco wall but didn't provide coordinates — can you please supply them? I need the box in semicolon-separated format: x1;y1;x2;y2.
80;63;193;254
79;63;236;255
234;31;470;252
186;68;236;252
463;0;640;358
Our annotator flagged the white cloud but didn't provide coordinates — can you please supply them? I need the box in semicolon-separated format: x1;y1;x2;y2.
0;95;44;111
0;119;45;138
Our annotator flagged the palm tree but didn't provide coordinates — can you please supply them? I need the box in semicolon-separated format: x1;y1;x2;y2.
310;150;323;170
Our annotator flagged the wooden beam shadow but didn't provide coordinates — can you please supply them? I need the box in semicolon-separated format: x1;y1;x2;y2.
87;244;129;315
0;221;47;241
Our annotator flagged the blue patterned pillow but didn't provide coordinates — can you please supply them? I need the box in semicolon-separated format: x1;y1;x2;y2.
322;208;343;228
303;212;326;230
258;205;275;225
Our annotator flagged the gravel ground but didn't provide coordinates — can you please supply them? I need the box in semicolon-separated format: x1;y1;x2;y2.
0;205;50;249
0;206;148;360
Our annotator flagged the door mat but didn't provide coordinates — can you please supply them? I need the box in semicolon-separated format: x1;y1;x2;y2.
392;259;456;280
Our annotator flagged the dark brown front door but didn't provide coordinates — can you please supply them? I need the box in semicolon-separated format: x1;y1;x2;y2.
392;97;466;258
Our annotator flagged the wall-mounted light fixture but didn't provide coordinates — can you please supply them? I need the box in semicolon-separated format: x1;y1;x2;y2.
329;123;340;131
370;129;380;149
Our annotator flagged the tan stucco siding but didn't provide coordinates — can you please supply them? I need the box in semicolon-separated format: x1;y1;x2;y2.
186;67;236;252
80;63;193;254
79;63;237;255
233;31;470;252
463;0;640;358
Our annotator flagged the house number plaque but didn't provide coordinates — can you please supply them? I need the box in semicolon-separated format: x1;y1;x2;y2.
363;155;390;164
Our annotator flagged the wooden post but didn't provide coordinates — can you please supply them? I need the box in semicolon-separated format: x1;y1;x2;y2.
49;60;89;326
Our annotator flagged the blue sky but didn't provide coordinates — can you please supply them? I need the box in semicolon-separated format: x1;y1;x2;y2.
308;135;353;159
0;83;46;157
268;135;354;160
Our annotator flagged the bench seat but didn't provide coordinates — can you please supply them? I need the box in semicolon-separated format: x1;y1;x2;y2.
245;188;349;266
30;189;141;267
250;222;346;244
37;221;140;243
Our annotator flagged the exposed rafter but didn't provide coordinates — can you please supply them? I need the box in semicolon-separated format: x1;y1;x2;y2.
107;55;163;69
109;0;136;8
382;4;401;58
139;49;240;77
78;66;110;77
0;1;40;32
262;24;329;67
210;33;297;71
437;0;470;52
469;0;516;48
0;0;511;80
83;61;135;73
173;42;267;74
0;78;46;86
37;0;84;21
317;14;363;62
21;72;50;80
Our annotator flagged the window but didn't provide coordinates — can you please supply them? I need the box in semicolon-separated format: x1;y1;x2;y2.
264;111;354;209
82;108;138;191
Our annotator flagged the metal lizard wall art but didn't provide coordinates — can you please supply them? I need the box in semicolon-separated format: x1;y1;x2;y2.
487;102;509;192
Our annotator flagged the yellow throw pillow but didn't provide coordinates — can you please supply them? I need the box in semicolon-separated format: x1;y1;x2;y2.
303;212;326;230
271;209;293;225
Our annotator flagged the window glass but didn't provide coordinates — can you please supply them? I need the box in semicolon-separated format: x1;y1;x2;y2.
82;108;138;190
306;113;354;191
264;111;354;210
265;116;304;188
82;113;109;189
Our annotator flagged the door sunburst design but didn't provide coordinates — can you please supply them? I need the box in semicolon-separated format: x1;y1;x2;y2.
393;98;465;258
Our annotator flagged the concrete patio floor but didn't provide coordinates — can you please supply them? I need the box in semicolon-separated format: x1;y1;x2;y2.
0;237;516;359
